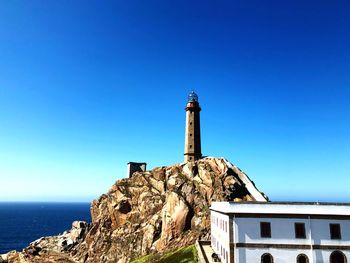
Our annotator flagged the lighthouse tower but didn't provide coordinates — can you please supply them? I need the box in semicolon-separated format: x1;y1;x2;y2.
184;91;202;162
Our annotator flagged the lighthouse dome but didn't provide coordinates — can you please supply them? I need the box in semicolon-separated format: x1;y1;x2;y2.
188;91;198;102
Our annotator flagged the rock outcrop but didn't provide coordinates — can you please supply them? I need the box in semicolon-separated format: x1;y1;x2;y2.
6;157;267;263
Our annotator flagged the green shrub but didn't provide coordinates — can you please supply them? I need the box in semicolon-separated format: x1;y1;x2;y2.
131;245;198;263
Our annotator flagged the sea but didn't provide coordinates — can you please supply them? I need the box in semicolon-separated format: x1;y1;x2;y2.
0;202;91;254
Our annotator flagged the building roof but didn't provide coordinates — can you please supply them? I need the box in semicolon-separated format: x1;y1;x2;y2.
210;201;350;216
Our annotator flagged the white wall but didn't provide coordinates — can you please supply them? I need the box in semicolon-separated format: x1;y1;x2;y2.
211;211;230;263
211;203;350;263
233;216;350;262
237;248;312;263
234;217;311;245
236;249;350;263
234;217;350;245
311;219;350;245
314;250;350;263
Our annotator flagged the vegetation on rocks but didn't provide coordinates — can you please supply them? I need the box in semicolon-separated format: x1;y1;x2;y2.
131;245;198;263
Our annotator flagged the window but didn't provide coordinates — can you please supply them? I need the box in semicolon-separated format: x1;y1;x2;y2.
297;254;309;263
261;253;273;263
190;133;192;136
330;251;346;263
330;224;341;239
295;223;306;238
260;222;271;238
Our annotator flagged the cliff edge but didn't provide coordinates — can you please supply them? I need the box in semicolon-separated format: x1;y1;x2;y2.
6;157;267;263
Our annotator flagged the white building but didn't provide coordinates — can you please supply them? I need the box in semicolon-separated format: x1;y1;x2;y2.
210;202;350;263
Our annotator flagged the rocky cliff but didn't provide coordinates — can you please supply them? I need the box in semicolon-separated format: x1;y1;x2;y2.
5;157;267;263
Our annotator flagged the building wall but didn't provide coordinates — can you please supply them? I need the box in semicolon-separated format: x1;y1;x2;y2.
236;248;350;263
234;217;311;245
311;219;350;245
314;250;350;263
234;217;350;246
236;247;312;263
211;211;231;263
210;211;350;262
233;216;350;262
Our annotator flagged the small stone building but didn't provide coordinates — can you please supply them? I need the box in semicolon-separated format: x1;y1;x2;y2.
127;162;146;178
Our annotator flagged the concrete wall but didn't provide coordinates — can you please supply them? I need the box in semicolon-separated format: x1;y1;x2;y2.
311;219;350;245
236;248;350;263
234;217;350;246
236;247;312;263
211;206;350;262
211;211;231;263
234;217;311;245
232;216;350;262
314;250;350;263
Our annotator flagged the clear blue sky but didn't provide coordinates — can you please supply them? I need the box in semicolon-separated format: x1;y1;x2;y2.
0;0;349;202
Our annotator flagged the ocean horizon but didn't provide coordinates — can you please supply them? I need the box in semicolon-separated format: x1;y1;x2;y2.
0;202;91;254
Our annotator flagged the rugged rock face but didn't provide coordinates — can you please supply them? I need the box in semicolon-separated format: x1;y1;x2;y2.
5;221;89;263
6;157;267;263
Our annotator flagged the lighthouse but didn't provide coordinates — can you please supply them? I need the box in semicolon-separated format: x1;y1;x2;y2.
184;91;202;162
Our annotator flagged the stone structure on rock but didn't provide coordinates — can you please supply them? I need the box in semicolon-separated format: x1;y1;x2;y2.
127;162;147;178
184;91;202;162
5;157;267;263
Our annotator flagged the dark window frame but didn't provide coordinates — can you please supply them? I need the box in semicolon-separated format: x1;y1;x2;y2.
330;250;347;263
295;222;306;239
260;222;271;238
330;223;341;240
261;253;274;263
297;254;309;263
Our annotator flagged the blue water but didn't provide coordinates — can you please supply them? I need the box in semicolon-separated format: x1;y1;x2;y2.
0;202;91;254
